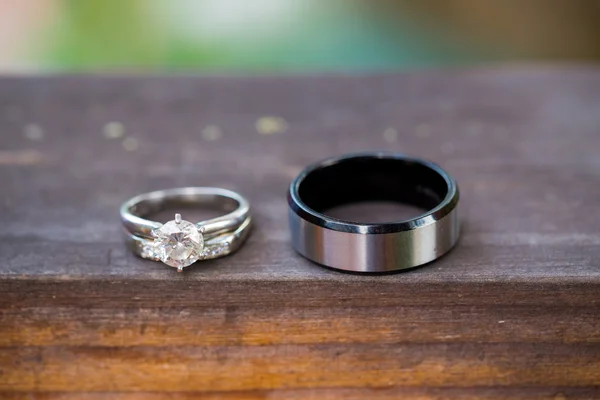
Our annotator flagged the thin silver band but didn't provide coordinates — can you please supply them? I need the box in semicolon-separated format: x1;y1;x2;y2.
120;187;250;239
288;152;460;273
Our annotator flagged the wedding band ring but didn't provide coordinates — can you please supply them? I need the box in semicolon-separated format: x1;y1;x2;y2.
288;152;460;273
126;216;252;263
120;187;252;271
121;187;250;239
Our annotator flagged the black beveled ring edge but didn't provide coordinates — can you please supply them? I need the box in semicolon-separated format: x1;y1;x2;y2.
287;152;459;235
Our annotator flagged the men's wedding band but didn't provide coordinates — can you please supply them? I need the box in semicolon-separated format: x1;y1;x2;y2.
288;152;460;273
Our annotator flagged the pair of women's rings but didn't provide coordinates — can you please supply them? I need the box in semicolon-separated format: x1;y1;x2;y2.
120;152;460;273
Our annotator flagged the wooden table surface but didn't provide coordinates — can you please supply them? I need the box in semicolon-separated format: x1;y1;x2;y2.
1;67;599;399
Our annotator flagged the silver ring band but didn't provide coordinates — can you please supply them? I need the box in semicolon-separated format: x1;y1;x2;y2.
120;187;250;239
288;152;460;273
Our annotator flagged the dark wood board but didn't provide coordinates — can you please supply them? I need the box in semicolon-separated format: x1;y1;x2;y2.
0;67;599;399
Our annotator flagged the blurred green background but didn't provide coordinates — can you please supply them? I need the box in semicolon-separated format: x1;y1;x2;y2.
1;0;599;72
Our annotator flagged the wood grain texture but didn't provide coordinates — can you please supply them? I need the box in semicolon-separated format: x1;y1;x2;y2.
1;67;599;399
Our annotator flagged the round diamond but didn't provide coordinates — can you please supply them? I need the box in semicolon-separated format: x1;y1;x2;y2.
153;218;204;269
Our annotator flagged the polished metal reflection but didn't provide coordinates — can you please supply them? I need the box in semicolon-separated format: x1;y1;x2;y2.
289;207;459;272
288;152;460;273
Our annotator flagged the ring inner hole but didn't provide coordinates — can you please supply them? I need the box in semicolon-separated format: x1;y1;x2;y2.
131;196;239;223
298;157;448;224
325;201;427;224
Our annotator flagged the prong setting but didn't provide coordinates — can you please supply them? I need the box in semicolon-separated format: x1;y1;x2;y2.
150;214;204;271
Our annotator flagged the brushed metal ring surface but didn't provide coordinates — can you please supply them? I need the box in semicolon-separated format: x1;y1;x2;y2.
288;152;460;273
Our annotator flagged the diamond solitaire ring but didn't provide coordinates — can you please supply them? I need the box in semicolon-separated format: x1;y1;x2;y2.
125;215;251;271
120;187;251;271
